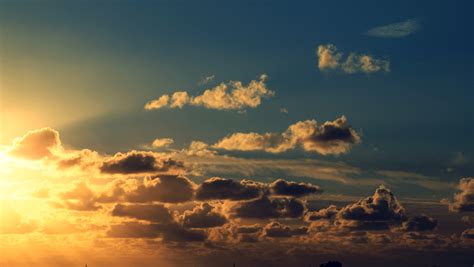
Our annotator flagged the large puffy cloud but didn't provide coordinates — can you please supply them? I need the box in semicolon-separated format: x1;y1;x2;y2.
180;203;228;228
231;196;306;219
449;177;474;212
144;74;274;111
317;44;390;74
195;177;264;201
100;151;184;174
7;127;61;160
337;185;406;222
116;175;195;204
111;203;174;223
269;179;322;197
213;116;360;155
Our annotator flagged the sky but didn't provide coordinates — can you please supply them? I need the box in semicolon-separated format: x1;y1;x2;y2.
0;1;473;266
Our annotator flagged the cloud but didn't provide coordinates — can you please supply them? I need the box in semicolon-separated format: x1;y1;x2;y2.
180;203;228;228
144;74;274;111
151;138;174;148
198;75;215;85
337;185;406;222
0;202;37;234
57;182;101;211
213;116;361;155
111;203;174;223
106;221;162;238
269;179;322;197
317;44;390;74
100;151;184;174
184;141;217;157
123;175;195;203
366;18;420;38
399;215;437;232
195;177;264;201
144;95;170;110
7;127;61;160
461;228;474;239
449;177;474;212
263;221;308;238
305;205;338;221
231;196;306;219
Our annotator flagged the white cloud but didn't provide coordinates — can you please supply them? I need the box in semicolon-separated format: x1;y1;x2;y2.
152;138;174;148
366;18;420;38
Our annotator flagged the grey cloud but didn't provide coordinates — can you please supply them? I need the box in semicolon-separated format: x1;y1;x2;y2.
111;203;174;223
180;203;228;228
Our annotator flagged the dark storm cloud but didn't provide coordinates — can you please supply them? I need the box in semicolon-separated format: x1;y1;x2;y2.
158;223;207;242
232;196;306;219
449;177;474;212
195;177;264;201
100;150;184;174
111;203;174;223
461;228;474;239
180;203;228;228
269;179;322;197
399;215;437;232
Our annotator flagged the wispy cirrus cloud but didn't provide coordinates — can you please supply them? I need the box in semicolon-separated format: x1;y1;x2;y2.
366;18;420;38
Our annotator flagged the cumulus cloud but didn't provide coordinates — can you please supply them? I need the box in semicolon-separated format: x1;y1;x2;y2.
399;215;437;232
449;177;474;212
337;185;406;222
151;138;174;148
144;74;274;111
7;127;61;160
231;196;306;219
57;182;101;211
366;18;420;38
195;177;264;201
305;205;339;221
263;221;308;238
213;116;361;155
123;175;195;203
184;141;217;157
317;44;390;74
269;179;322;197
100;151;184;174
111;203;174;223
180;203;228;228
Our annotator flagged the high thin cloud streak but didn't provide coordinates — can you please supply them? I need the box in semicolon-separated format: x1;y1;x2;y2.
366;18;420;38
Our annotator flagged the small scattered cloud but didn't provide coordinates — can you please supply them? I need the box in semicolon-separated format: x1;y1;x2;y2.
280;107;288;114
144;74;274;111
151;138;174;148
198;74;215;85
317;44;390;74
366;18;420;38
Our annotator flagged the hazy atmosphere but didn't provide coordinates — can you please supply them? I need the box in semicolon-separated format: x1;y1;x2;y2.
0;1;473;266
